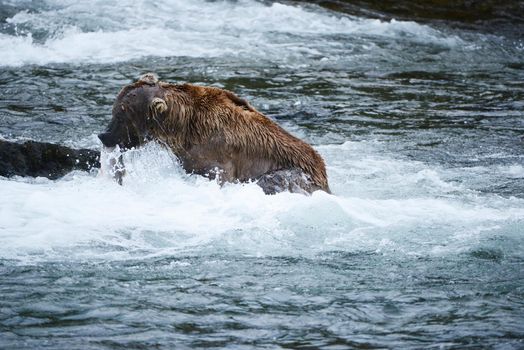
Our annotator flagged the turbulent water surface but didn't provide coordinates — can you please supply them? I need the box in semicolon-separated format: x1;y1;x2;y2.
1;0;523;348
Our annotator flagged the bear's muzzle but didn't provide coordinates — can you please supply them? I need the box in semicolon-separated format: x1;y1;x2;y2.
98;132;118;148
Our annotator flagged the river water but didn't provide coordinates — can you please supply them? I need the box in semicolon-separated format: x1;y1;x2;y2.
1;0;523;348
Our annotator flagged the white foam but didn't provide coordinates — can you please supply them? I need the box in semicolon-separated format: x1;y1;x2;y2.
0;142;522;263
0;0;461;67
501;164;524;178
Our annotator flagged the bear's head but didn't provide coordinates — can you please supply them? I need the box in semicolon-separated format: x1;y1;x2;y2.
98;73;168;150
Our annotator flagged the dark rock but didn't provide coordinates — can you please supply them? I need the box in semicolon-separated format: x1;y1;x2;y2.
298;0;524;35
256;168;321;195
0;139;100;179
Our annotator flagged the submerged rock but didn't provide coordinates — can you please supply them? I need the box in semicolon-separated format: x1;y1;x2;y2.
256;168;321;195
0;139;100;179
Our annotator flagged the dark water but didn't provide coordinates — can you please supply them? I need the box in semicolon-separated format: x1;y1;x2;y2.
2;253;523;349
0;0;523;348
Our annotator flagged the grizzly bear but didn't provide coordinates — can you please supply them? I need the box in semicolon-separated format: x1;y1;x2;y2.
98;73;330;194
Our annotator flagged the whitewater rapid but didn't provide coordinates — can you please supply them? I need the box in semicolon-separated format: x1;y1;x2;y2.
0;0;461;67
1;141;522;263
0;0;522;264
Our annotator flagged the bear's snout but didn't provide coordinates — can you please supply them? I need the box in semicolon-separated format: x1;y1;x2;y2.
98;132;118;148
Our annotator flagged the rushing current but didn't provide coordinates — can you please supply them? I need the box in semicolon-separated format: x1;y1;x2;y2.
1;0;523;348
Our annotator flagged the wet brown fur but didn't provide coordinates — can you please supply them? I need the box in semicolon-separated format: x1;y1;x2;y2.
112;76;330;193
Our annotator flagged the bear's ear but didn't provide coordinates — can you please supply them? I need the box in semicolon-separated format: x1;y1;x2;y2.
150;97;168;117
139;73;159;85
